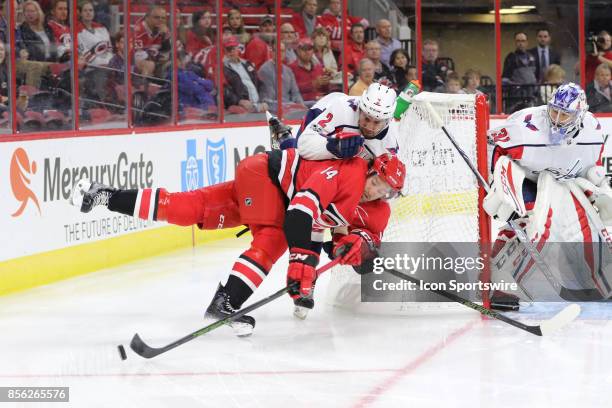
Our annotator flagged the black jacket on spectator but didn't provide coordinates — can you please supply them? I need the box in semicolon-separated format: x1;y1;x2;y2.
223;59;261;108
422;61;446;91
528;46;561;82
586;81;612;113
502;50;537;84
17;23;58;62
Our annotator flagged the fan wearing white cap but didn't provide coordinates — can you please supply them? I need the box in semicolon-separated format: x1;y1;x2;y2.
294;83;400;160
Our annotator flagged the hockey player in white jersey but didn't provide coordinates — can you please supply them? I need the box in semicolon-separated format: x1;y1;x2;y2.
271;82;419;160
484;83;611;308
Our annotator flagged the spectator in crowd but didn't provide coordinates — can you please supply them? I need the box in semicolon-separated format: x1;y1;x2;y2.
421;39;446;91
502;32;537;85
133;5;171;79
374;19;401;66
585;30;612;84
223;36;267;114
364;40;393;87
0;41;8;108
106;30;125;113
311;26;337;74
586;63;612;113
348;58;374;96
291;0;318;39
92;0;111;30
539;64;565;103
17;0;58;62
245;16;274;71
186;10;214;53
529;28;561;83
0;0;7;44
389;48;410;91
289;37;330;104
46;0;70;61
176;50;215;115
226;8;250;46
77;1;112;68
184;10;216;80
344;23;365;74
317;0;368;52
258;42;305;112
406;65;417;82
281;22;298;64
460;68;483;95
444;71;461;94
77;1;113;105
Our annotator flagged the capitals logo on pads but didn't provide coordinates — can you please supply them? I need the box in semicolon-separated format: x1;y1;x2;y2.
181;139;203;192
206;138;227;186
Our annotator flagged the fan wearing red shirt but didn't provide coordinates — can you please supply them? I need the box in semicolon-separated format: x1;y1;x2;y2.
289;37;330;103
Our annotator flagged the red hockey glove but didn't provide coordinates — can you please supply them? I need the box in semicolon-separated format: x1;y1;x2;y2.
333;230;378;266
287;248;319;298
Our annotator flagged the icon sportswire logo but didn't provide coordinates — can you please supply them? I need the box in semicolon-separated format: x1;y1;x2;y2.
10;147;41;217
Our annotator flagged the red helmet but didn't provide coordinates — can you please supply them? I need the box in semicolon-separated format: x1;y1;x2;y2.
371;153;405;191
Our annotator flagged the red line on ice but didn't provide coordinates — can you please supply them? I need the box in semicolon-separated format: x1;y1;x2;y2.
351;319;478;408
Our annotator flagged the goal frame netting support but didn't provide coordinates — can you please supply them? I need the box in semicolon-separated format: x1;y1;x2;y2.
325;92;492;312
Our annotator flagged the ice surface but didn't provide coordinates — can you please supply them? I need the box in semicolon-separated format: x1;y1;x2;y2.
1;236;611;407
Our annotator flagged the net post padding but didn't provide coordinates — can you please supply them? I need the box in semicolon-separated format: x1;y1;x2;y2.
325;92;491;315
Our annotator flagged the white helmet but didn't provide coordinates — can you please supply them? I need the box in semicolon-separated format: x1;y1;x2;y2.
359;83;397;121
547;82;588;144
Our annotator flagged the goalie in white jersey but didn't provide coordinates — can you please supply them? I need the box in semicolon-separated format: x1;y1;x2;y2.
484;83;612;307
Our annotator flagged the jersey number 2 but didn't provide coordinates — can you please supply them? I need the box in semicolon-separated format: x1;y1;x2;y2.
317;113;334;128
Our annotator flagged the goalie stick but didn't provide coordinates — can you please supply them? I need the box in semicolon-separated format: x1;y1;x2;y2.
129;258;341;359
381;265;580;336
423;100;565;299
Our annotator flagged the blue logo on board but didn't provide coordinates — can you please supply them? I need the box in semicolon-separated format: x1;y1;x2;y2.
206;138;227;185
181;139;203;191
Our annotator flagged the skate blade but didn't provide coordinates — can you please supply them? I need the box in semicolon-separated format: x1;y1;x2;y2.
230;322;254;337
293;305;309;320
69;179;91;207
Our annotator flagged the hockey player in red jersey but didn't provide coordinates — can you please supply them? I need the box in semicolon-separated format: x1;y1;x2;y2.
70;148;405;336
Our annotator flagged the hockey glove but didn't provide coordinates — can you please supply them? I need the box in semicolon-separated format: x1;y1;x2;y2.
287;248;319;298
483;156;527;221
333;230;377;266
326;130;364;158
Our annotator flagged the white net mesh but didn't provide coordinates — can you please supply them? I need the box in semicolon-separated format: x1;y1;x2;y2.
325;92;487;314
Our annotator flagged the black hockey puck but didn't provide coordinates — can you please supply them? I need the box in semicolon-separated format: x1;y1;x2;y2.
118;344;127;361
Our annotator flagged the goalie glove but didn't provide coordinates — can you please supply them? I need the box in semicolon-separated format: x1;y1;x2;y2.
483;156;528;221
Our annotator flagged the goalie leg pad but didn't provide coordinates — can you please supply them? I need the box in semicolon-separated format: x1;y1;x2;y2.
518;171;612;299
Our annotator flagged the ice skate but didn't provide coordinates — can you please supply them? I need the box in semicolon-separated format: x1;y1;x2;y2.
205;283;256;337
70;178;117;213
293;297;314;320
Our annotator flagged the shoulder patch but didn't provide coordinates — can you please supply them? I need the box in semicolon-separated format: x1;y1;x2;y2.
523;114;539;131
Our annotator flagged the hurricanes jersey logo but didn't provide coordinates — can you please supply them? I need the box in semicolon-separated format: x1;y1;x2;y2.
10;147;41;217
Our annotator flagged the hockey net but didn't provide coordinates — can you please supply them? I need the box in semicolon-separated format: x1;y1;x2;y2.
325;92;491;314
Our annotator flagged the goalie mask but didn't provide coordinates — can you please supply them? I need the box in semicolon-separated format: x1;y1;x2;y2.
547;83;588;145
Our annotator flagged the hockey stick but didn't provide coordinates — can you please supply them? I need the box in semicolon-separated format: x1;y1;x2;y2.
129;258;341;359
382;266;580;336
423;101;563;297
